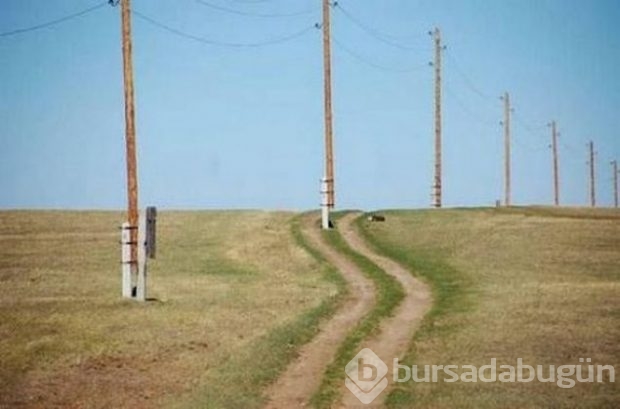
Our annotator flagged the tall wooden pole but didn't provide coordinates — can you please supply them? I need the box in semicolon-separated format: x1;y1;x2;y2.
120;0;139;263
589;141;596;207
322;0;335;211
432;28;442;208
612;160;618;208
502;92;511;206
551;121;560;206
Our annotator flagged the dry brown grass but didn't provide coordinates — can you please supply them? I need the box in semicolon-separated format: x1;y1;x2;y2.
360;207;620;408
0;211;335;408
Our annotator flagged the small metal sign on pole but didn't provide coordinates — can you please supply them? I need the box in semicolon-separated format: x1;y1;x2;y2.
121;206;156;302
146;206;157;259
136;210;147;301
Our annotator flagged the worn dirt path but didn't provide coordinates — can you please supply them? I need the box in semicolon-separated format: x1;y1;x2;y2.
337;213;432;408
265;212;432;408
264;213;376;409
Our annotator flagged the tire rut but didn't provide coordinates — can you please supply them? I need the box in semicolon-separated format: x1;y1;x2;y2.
264;213;376;409
337;213;432;408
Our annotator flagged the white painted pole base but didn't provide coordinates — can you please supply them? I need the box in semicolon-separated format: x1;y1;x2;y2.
136;210;147;302
121;222;132;298
320;177;331;230
321;204;330;230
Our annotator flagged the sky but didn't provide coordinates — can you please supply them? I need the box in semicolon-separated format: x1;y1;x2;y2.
1;0;619;211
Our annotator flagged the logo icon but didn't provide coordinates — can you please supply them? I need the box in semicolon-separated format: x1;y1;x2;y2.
345;348;388;404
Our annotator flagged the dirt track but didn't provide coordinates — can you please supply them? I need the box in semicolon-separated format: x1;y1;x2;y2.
337;213;432;408
264;213;376;408
265;212;432;408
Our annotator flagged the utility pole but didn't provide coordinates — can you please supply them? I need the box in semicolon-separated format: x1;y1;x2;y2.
550;121;560;206
119;0;139;262
612;160;618;208
432;28;443;208
501;92;511;206
589;141;596;207
321;0;334;229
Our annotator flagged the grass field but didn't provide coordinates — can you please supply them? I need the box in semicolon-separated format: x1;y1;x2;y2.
2;207;619;409
0;211;338;408
358;207;620;408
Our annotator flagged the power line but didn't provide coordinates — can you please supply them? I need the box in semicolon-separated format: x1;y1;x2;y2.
0;2;107;38
335;2;426;42
558;140;586;167
194;0;317;18
510;114;548;153
560;140;580;155
229;0;272;3
132;10;317;48
513;111;547;137
553;130;585;158
444;84;498;128
332;36;427;73
511;136;546;153
333;3;426;51
444;50;494;101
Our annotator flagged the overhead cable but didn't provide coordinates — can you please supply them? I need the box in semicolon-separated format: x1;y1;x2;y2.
132;10;316;48
0;2;107;38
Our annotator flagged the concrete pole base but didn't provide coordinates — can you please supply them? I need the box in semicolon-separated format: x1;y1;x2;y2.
320;177;331;230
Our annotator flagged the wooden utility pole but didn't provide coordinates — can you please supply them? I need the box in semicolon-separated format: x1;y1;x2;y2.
589;141;596;207
120;0;139;262
550;121;560;206
432;28;442;208
502;92;511;206
322;0;335;212
612;160;618;208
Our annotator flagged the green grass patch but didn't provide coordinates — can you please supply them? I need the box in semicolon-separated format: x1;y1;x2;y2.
356;213;473;407
310;212;406;408
180;213;346;409
0;211;338;408
290;215;349;296
356;208;620;409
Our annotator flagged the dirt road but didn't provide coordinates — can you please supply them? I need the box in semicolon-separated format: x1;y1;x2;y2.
264;213;376;408
264;212;431;408
337;213;432;408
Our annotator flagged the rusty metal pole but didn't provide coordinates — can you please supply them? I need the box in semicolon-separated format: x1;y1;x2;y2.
120;0;139;264
432;28;442;208
503;92;511;206
589;141;596;207
611;160;618;208
551;121;560;206
322;0;335;213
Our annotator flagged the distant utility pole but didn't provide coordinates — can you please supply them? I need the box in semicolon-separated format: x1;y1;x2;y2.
612;160;618;208
432;28;443;208
501;92;512;206
119;0;139;262
589;141;596;207
550;121;560;206
321;0;334;229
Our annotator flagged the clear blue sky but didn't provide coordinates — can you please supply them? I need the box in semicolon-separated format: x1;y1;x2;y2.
1;0;619;210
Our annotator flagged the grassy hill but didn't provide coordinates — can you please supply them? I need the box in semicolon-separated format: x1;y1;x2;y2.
0;211;339;408
2;207;618;408
358;207;620;408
